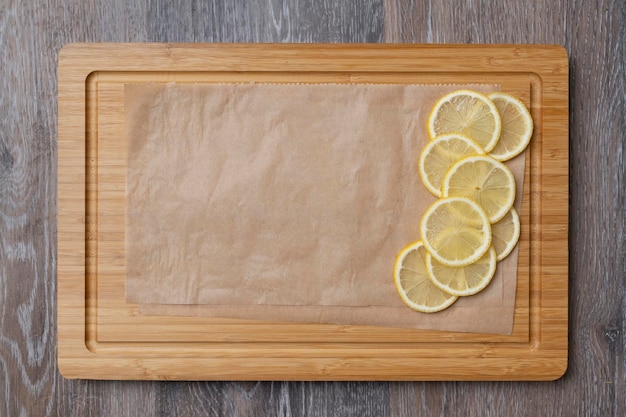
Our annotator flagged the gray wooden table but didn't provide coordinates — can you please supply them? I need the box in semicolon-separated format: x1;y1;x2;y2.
1;0;624;415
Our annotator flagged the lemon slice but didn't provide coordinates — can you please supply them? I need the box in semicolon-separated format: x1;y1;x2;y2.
427;90;501;152
426;246;497;296
442;155;516;223
394;241;458;313
420;197;491;267
488;92;534;161
491;207;521;261
418;134;485;197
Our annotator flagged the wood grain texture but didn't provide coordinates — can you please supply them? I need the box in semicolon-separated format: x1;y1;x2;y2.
385;0;624;416
0;0;622;415
57;43;564;380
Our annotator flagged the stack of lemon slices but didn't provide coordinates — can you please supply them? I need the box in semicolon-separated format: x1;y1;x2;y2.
394;90;533;313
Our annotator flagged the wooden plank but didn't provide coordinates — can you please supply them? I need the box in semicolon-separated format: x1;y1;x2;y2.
57;43;568;380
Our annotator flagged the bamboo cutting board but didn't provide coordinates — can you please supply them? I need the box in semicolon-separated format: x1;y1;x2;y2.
57;43;568;380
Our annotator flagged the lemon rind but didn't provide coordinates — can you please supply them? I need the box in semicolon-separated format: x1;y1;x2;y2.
441;155;516;223
393;241;459;313
492;207;521;261
488;92;534;162
418;133;486;198
425;246;497;297
427;89;502;152
420;197;492;267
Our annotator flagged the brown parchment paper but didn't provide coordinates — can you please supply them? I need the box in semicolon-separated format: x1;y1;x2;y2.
125;82;524;334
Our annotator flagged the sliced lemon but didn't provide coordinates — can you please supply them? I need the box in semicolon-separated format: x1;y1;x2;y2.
491;207;521;261
489;93;533;161
394;241;458;313
427;90;501;152
442;155;516;223
420;197;491;267
488;92;534;161
418;133;485;197
426;246;497;296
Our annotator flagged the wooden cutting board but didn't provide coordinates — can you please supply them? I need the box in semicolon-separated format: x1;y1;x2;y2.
57;43;568;380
